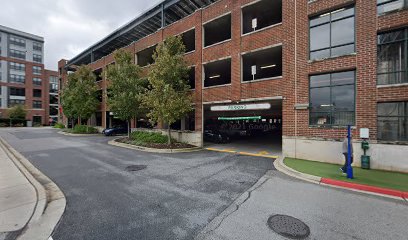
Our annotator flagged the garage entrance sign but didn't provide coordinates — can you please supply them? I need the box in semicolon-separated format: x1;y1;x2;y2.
211;103;271;111
218;116;261;121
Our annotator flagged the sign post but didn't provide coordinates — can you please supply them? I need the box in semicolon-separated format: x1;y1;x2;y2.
347;125;354;179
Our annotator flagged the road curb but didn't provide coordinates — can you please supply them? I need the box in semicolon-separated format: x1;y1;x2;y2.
108;139;202;153
320;178;408;200
273;156;321;184
57;131;98;137
274;156;407;201
0;137;66;240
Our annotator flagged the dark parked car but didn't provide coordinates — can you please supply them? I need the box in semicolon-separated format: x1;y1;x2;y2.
102;126;128;136
204;130;230;143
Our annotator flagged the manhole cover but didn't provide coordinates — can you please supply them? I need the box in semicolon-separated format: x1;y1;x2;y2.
125;165;147;171
267;214;310;239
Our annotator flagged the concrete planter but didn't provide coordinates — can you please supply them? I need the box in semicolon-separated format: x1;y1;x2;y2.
57;131;99;137
108;138;202;153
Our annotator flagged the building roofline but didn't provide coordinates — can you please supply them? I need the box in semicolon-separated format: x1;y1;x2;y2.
0;25;44;42
66;0;218;67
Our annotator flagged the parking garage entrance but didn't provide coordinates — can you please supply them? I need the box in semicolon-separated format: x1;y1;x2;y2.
204;100;282;158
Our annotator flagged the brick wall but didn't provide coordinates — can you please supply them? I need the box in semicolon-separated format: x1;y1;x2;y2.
59;0;408;141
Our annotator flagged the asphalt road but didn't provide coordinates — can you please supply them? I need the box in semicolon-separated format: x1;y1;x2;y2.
0;128;273;240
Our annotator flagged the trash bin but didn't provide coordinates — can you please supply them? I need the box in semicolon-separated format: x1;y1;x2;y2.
361;155;370;169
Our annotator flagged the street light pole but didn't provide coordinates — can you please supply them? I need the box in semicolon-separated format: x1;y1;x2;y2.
347;125;353;179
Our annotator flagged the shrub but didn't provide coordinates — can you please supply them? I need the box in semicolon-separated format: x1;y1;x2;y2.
130;131;169;144
72;125;98;134
53;122;65;129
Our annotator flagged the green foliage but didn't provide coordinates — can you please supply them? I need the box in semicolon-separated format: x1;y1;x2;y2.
0;118;25;127
70;125;98;134
61;65;99;123
130;131;169;145
53;122;65;129
143;36;192;144
8;105;27;120
105;50;147;137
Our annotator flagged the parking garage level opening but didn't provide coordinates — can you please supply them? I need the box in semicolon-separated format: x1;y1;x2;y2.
204;100;282;157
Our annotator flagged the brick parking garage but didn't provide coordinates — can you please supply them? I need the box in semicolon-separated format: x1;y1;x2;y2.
59;0;408;172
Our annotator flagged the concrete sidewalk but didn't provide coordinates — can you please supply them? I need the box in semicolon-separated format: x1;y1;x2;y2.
0;143;37;236
196;171;408;240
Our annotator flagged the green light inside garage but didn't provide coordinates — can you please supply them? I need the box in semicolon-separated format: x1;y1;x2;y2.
218;116;262;121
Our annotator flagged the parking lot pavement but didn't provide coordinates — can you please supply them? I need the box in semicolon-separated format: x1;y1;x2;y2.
0;128;274;240
197;171;408;240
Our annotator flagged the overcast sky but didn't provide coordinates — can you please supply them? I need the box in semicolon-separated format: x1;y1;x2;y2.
0;0;163;70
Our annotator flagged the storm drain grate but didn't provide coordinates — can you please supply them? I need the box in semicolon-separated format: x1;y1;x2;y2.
267;214;310;239
125;165;147;172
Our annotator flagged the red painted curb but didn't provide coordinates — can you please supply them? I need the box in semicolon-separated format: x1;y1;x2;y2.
320;178;407;199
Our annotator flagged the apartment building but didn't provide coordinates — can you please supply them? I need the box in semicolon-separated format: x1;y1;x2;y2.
59;0;408;172
0;25;58;125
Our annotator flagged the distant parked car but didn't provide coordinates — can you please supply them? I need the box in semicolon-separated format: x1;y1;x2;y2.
204;130;230;143
102;125;128;136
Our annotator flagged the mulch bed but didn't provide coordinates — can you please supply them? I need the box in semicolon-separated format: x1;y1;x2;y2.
116;137;196;149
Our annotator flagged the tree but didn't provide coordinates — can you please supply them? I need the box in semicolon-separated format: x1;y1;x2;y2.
8;105;27;127
143;36;193;144
105;49;147;137
61;65;99;129
61;73;79;128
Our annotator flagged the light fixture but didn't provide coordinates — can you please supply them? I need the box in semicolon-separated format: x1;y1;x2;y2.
209;75;220;79
260;64;276;69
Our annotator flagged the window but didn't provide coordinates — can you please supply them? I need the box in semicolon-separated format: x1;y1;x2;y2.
33;42;42;51
8;99;25;107
10;62;25;71
9;74;25;84
377;0;405;14
242;45;282;82
309;6;355;60
9;36;26;47
181;29;195;53
33;54;42;63
242;0;282;34
93;68;102;82
32;100;42;109
187;67;195;89
9;49;26;60
96;90;103;103
49;76;58;83
309;71;355;126
378;102;408;141
377;29;408;85
33;78;42;86
136;45;156;67
203;58;231;87
33;66;42;75
204;14;231;47
33;89;42;98
50;95;58;105
50;106;58;116
10;87;25;96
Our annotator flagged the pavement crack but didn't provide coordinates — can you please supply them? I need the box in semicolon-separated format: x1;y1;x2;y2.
204;177;270;236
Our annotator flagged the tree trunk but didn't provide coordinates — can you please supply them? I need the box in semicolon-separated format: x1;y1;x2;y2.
167;126;171;145
128;120;131;138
